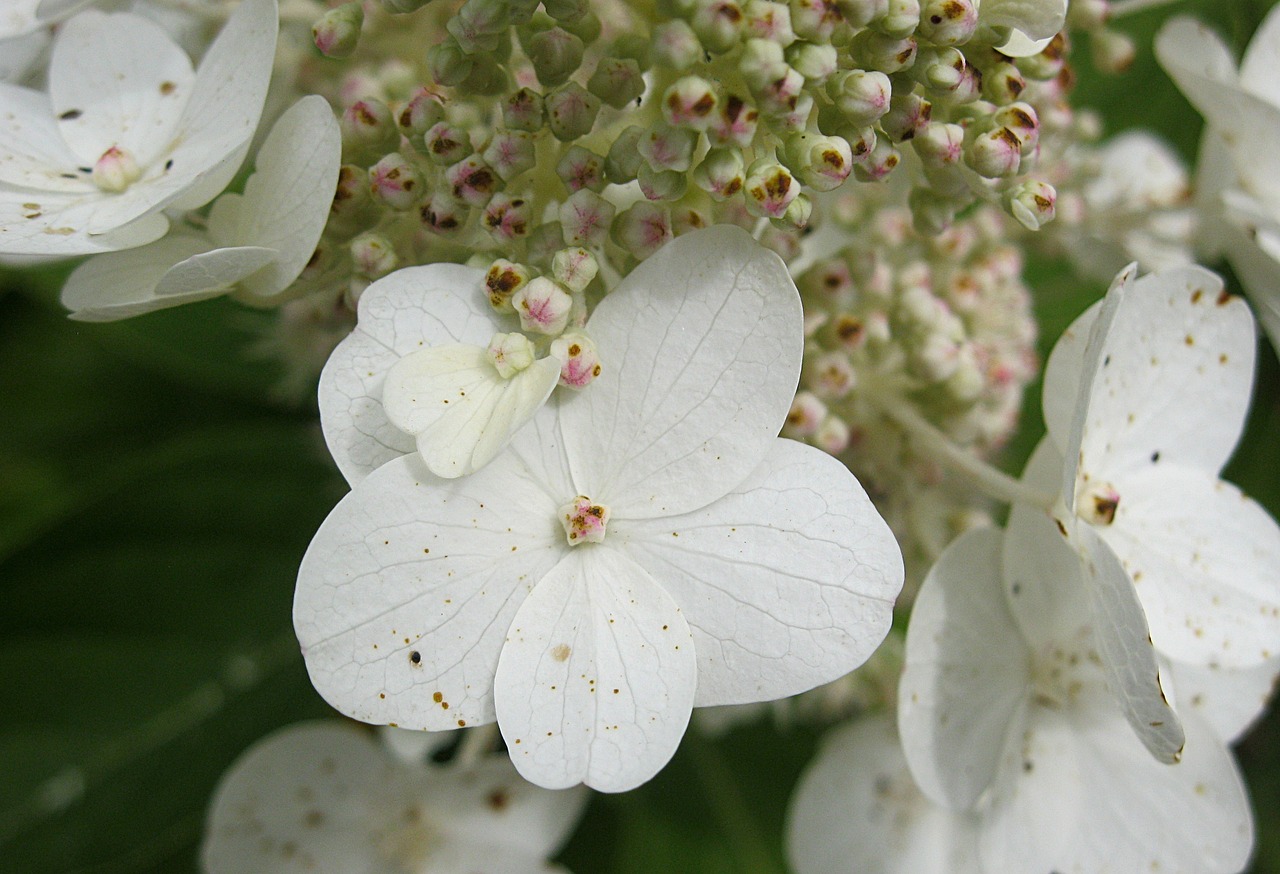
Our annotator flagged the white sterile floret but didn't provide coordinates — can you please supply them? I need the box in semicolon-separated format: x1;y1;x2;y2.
59;95;340;321
898;527;1253;874
201;721;587;874
979;0;1067;57
295;226;904;793
1041;263;1280;673
1156;8;1280;346
0;0;278;256
786;715;982;874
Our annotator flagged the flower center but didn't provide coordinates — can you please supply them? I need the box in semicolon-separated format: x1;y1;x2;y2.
1077;482;1120;526
559;496;610;545
91;145;142;193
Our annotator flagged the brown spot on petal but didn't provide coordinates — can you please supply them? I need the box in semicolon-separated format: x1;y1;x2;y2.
551;643;571;662
160;81;176;96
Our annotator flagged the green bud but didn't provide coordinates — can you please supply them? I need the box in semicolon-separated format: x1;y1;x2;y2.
546;82;601;140
692;147;746;200
849;29;917;73
612;201;673;260
380;0;433;12
505;0;541;25
916;0;977;46
589;57;646;109
503;88;545;131
907;185;956;235
340;99;398;163
637;121;697;172
529;26;584;87
638;164;688;201
1018;34;1066;81
398;88;445;144
556;145;606;192
690;0;746;54
605;126;646;183
427;36;474;86
447;0;510;53
651;20;703;70
827;69;891;127
786;42;837;83
1005;179;1056;230
457;51;509;96
560;9;602;42
312;2;363;59
739;38;788;93
484;129;537;181
981;61;1026;104
327;164;378;235
776;191;812;229
544;0;589;21
871;0;919;39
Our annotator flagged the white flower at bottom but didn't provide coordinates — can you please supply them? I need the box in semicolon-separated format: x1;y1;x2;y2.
201;721;586;874
294;226;904;792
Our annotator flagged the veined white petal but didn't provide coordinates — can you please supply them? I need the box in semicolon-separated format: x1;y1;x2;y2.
294;453;564;732
383;345;561;479
618;439;901;707
1168;654;1280;744
318;264;498;487
153;245;278;296
48;10;194;167
0;194;168;255
787;716;983;874
900;527;1031;811
61;232;220;322
0;84;89;191
562;225;803;519
1102;466;1280;668
494;546;697;792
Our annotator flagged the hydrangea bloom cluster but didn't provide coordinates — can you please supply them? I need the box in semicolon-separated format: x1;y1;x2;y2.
5;0;1280;871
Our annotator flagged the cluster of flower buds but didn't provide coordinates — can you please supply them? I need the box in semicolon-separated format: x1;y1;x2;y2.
787;196;1036;587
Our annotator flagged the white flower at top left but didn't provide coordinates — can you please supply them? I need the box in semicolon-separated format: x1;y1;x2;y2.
0;0;278;255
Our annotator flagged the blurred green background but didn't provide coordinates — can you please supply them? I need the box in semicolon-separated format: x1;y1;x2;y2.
2;1;1279;870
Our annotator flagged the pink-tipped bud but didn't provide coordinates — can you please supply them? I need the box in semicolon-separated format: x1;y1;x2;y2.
312;2;363;58
513;277;574;335
551;247;599;293
744;159;800;219
783;390;828;437
965;127;1023;178
559;189;616;247
485;259;531;311
551;330;602;388
612;202;673;259
444;156;498;207
481;192;532;240
91;145;141;192
350;232;398;278
368;152;424;211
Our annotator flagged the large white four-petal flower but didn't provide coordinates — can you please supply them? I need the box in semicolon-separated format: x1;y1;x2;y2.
294;226;904;792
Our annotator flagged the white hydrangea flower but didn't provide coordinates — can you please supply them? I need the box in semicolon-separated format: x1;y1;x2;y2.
201;721;586;874
1156;8;1280;346
295;226;904;792
980;0;1067;57
899;527;1253;874
60;95;340;321
787;715;982;874
0;0;278;255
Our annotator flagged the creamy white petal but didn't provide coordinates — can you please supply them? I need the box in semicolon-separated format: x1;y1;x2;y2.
383;345;561;479
1168;655;1280;744
494;546;697;792
1226;225;1280;349
60;232;222;321
900;527;1031;810
48;10;193;167
561;225;803;518
619;439;901;707
1102;466;1280;668
153;245;278;297
0;194;168;255
786;716;983;874
0;84;88;191
980;0;1066;42
318;263;499;486
294;452;564;732
1239;2;1280;104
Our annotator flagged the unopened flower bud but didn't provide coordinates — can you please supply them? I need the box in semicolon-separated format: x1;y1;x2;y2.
92;145;141;192
552;247;599;293
913;331;960;382
313;2;363;58
350;232;398;277
638;164;689;201
1019;33;1067;81
828;69;892;126
528;26;584;87
652;20;703;70
513;277;573;335
814;414;851;454
423;121;471;165
487;331;537;377
1093;29;1136;74
982;61;1026;104
551;330;602;387
329;164;376;232
777;192;812;229
785;390;828;437
503;88;545;131
744;159;800;218
791;45;839;88
419;193;468;236
917;0;976;45
368;152;424;210
757;67;807;116
992;102;1040;152
965;127;1022;178
426;36;474;87
944;346;983;402
341;99;398;162
612;202;673;259
693;148;746;200
481;191;532;240
850;30;917;74
605;126;646;183
544;0;589;21
691;0;746;53
837;0;888;28
853;136;901;181
398;89;445;144
545;82;600;140
739;38;788;92
662;76;720;130
790;0;843;41
447;0;510;53
908;185;957;235
380;0;431;11
709;94;760;147
559;188;615;247
556;145;605;192
445;156;498;207
880;91;932;142
1006;179;1056;230
745;1;796;45
873;0;920;38
485;259;531;311
588;57;645;109
805;351;856;398
785;133;854;191
913;121;964;165
483;129;536;181
638;122;698;172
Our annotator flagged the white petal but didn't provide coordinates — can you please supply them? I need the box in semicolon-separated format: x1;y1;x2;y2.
0;194;168;255
293;453;564;732
48;10;194;167
786;716;983;874
618;439;901;706
0;84;90;191
995;30;1054;58
1041;301;1098;462
60;232;224;322
201;721;393;874
562;225;803;518
379;726;455;764
494;546;697;792
154;245;278;297
1239;2;1280;103
1071;266;1254;484
0;31;48;83
222;95;341;299
383;345;561;479
900;527;1031;810
1102;466;1280;667
318;264;498;487
980;0;1066;42
1168;655;1280;744
0;0;40;38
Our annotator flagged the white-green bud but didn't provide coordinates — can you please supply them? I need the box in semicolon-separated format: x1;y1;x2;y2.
556;145;606;192
691;0;746;54
784;132;854;191
588;57;645;109
638;164;689;201
481;191;532;240
447;0;510;53
965;126;1022;178
739;38;788;92
849;29;917;73
381;0;432;12
1006;179;1056;230
546;83;600;140
91;146;140;192
350;232;398;277
992;102;1039;152
745;1;796;46
426;36;474;86
827;69;891;126
709;94;760;147
777;191;812;229
836;0;888;28
444;156;499;207
879;91;932;142
908;185;956;235
368;152;424;211
483;129;537;181
552;247;599;293
1093;29;1136;75
340;99;399;163
605;126;646;183
786;42;838;83
513;277;574;335
503;88;545;131
784;391;828;437
852;135;901;181
872;0;920;39
398;89;445;143
487;332;537;377
551;331;603;388
790;0;842;41
693;147;747;200
912;121;964;166
982;61;1026;104
528;26;584;87
916;0;976;46
638;121;697;173
651;20;703;70
1018;34;1065;81
560;188;616;247
662;76;720;130
312;2;363;58
744;158;800;219
560;9;601;42
814;414;851;455
423;121;472;165
612;201;674;259
329;165;377;234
